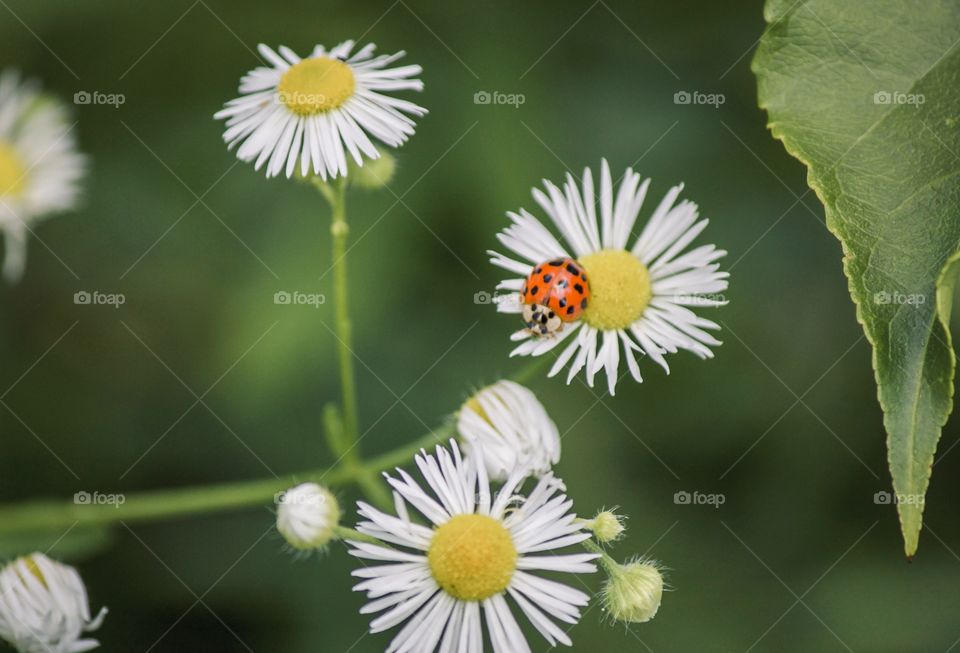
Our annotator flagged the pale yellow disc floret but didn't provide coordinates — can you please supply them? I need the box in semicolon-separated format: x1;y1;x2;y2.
0;142;26;197
428;514;517;601
578;249;652;331
277;57;356;116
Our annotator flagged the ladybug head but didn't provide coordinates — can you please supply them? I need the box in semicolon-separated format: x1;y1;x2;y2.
522;303;562;337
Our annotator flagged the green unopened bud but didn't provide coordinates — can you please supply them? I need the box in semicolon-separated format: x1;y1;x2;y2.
348;152;396;189
602;559;664;624
587;509;625;543
276;483;340;551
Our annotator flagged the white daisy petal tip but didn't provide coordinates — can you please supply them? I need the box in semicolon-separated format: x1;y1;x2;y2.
0;553;107;653
216;41;425;181
346;440;597;651
489;161;728;393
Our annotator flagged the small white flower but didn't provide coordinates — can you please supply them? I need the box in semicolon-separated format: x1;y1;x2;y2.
0;553;107;653
348;440;598;652
457;380;560;481
276;482;340;550
215;41;426;180
489;159;729;395
0;70;86;282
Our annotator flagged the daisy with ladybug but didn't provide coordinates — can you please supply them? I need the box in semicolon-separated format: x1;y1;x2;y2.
490;159;728;394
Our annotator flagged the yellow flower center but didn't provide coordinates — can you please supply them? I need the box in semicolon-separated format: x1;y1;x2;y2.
579;249;652;330
428;514;517;601
0;143;26;197
277;57;356;115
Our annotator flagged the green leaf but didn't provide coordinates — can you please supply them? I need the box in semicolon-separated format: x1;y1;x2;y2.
753;0;960;556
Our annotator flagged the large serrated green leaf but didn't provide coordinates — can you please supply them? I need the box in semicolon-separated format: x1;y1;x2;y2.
753;0;960;556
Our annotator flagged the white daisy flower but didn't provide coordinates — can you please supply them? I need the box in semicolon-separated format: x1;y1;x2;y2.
0;553;107;653
348;440;598;652
489;159;729;395
0;70;86;282
214;41;426;180
275;482;341;551
457;380;560;481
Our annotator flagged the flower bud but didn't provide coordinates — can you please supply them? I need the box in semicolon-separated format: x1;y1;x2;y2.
458;380;560;481
348;152;396;189
602;559;664;624
0;552;107;652
276;483;340;550
587;509;625;543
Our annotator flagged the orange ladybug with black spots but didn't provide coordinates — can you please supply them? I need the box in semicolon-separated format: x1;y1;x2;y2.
520;257;590;337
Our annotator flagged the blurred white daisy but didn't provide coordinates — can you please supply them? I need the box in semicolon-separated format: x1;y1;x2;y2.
215;41;426;180
457;380;560;481
0;70;86;282
489;159;728;395
0;553;107;653
348;441;598;652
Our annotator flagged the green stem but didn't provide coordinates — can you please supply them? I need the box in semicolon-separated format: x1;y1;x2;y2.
321;180;392;509
327;181;360;460
0;355;550;538
582;537;620;573
332;524;384;545
0;427;448;536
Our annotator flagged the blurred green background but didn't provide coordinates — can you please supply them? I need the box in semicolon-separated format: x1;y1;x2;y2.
1;0;959;651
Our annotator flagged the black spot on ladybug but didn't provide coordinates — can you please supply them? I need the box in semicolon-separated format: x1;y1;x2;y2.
539;325;548;334
539;315;547;324
547;311;555;318
580;298;588;309
549;258;564;267
557;279;568;288
566;306;575;315
542;273;553;283
566;263;580;275
558;297;567;308
529;285;539;296
534;266;542;274
574;283;584;294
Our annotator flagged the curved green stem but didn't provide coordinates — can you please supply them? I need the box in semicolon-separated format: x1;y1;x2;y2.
0;426;448;536
0;355;551;538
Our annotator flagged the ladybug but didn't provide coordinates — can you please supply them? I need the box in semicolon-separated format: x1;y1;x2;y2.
521;257;590;337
